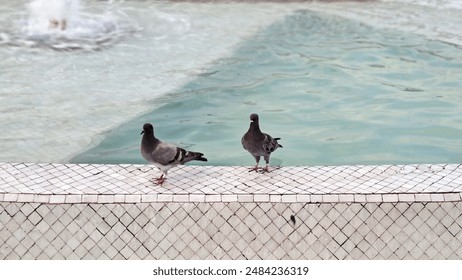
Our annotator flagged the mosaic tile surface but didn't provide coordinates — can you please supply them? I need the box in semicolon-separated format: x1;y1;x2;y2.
1;163;461;203
1;201;461;260
1;163;461;260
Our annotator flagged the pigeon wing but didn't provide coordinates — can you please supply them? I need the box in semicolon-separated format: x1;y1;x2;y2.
262;133;281;153
150;142;182;166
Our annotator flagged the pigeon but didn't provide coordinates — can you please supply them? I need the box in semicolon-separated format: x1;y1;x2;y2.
140;123;207;185
241;113;282;173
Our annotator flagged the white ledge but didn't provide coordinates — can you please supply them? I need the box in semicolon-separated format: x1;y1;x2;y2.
0;163;461;204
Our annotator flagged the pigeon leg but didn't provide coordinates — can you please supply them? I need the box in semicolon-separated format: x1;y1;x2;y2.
249;164;259;172
155;174;165;185
261;156;271;173
249;156;261;172
157;176;166;185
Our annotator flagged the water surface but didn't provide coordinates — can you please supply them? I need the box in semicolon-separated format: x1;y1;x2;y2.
0;0;461;166
73;10;462;166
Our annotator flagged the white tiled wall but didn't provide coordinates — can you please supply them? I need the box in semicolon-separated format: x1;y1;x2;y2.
0;163;461;259
1;201;461;259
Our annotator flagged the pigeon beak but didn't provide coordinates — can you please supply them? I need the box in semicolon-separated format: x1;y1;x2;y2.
140;130;145;135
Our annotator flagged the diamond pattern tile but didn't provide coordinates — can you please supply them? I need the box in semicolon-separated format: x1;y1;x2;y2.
1;163;462;203
1;163;461;260
0;201;461;260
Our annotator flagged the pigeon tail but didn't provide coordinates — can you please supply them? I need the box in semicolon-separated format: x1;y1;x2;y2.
273;137;283;148
181;150;208;164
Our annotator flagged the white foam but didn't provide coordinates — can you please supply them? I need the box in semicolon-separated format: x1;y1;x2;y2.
24;0;80;35
13;0;137;51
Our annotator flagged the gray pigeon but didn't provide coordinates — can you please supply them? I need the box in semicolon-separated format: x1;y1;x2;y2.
140;123;207;185
241;113;282;172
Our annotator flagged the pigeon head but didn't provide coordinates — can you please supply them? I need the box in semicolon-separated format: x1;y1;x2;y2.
248;113;261;132
249;113;259;123
141;123;154;135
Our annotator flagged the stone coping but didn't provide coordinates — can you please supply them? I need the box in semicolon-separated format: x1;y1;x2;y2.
0;163;461;204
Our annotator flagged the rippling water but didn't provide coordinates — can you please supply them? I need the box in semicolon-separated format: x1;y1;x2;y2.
0;0;461;166
0;0;288;162
73;9;462;166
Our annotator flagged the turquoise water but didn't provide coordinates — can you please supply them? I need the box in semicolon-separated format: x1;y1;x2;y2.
72;10;462;166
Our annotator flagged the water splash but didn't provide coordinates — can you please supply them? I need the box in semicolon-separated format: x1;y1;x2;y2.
1;0;137;51
24;0;81;34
